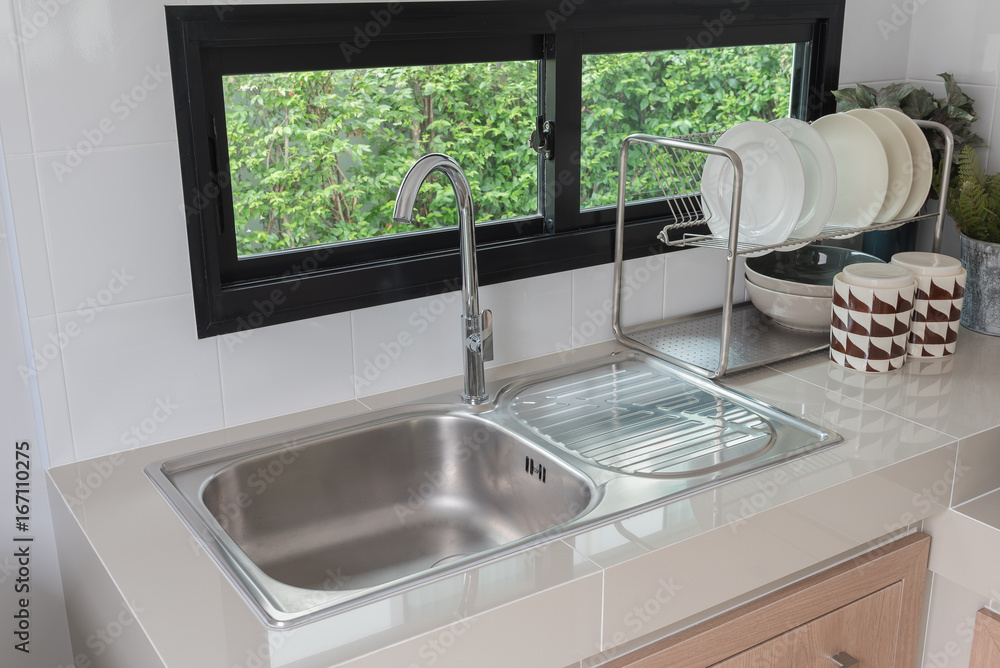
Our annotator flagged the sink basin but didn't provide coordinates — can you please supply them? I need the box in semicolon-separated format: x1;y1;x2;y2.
147;408;594;626
147;351;842;628
202;412;592;592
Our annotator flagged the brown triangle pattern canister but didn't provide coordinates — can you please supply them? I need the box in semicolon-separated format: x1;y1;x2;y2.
830;265;916;373
890;252;966;358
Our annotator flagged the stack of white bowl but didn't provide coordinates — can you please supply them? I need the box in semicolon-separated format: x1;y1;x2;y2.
744;245;885;332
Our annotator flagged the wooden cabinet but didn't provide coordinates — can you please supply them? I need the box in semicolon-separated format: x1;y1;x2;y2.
970;607;1000;667
714;584;901;667
606;532;930;668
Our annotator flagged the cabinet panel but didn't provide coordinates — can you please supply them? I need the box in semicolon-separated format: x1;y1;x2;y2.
714;583;901;667
606;532;929;668
970;607;1000;667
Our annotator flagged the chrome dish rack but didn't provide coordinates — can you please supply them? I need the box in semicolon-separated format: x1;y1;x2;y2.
611;120;955;378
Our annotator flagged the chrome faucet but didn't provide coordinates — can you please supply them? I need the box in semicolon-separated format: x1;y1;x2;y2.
393;154;493;404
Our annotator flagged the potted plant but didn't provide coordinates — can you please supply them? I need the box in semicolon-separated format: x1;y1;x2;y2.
947;145;1000;335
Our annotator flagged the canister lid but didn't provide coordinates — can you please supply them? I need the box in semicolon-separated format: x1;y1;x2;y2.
842;262;915;288
890;251;963;277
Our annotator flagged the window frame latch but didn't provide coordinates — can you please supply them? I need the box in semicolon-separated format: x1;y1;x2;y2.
529;116;555;160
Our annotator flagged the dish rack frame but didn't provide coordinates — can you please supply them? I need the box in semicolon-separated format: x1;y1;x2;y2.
611;120;955;378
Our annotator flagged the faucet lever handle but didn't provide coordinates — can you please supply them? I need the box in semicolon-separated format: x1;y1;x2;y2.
480;309;494;362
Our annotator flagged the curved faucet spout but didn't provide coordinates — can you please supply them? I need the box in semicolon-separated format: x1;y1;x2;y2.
394;154;493;404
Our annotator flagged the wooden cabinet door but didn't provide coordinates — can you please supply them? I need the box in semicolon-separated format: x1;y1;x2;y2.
713;583;902;667
970;608;1000;667
605;532;929;668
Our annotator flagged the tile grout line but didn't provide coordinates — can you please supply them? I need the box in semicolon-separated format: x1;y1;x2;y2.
29;139;178;159
948;435;961;508
9;0;38;156
346;309;360;406
952;483;1000;513
215;335;228;428
47;290;193;319
48;312;79;465
569;267;578;350
918;571;937;667
0;136;53;468
599;568;606;658
8;0;79;463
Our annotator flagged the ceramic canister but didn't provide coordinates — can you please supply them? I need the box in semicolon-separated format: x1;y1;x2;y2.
890;251;966;357
830;263;916;373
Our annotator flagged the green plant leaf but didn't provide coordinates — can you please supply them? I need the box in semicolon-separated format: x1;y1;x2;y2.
899;86;935;119
947;145;1000;242
875;81;913;109
832;84;877;111
938;72;976;113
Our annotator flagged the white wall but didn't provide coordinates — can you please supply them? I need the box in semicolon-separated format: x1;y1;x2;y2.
838;0;1000;260
6;0;991;666
905;0;1000;260
0;134;74;665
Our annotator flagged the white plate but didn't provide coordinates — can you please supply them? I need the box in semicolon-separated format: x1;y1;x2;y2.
811;113;889;235
872;107;934;219
845;109;912;223
769;117;838;251
701;121;805;255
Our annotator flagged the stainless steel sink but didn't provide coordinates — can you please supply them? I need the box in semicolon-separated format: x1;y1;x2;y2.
201;412;592;592
147;351;841;628
148;408;595;626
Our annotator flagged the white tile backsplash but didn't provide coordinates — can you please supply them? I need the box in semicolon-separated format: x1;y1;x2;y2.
18;0;177;152
26;315;75;465
570;263;616;348
5;154;54;316
482;271;573;364
840;0;912;85
0;0;33;156
621;255;667;328
57;295;224;459
662;247;743;319
35;143;191;313
906;0;1000;87
350;288;464;398
218;312;355;426
569;257;667;350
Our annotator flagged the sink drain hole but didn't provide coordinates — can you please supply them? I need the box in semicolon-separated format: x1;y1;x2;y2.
524;456;546;482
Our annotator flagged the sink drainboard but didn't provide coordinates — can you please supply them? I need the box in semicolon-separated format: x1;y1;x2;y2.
508;359;775;477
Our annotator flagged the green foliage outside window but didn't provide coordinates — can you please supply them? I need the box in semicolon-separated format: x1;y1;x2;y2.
582;45;793;207
224;44;792;256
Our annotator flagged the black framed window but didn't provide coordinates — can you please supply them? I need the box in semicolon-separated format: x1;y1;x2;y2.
167;0;844;337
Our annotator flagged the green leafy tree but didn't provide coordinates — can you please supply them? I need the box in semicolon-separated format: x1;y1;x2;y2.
581;45;793;208
224;45;793;255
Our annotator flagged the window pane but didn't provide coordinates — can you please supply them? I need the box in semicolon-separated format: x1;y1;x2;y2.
580;44;795;209
224;62;539;256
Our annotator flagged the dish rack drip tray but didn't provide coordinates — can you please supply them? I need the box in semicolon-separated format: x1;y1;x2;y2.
623;302;831;376
506;356;776;478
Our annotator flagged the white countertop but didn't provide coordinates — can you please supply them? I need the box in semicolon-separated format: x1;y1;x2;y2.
47;331;1000;668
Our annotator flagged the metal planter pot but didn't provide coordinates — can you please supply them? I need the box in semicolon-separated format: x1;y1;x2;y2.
960;233;1000;335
